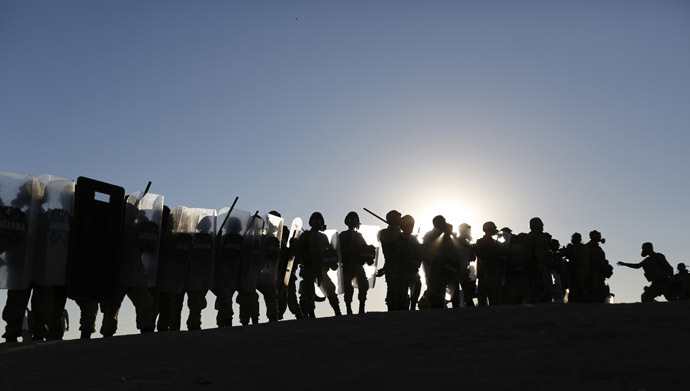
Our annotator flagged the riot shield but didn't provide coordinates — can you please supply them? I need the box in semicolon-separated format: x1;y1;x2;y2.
66;177;125;301
283;217;303;286
257;213;284;288
238;214;264;292
355;224;380;289
157;206;194;293
32;174;74;287
185;208;216;291
214;207;250;292
120;191;164;288
0;171;39;290
316;229;343;297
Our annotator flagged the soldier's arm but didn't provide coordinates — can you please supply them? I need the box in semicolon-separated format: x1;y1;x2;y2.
616;261;643;269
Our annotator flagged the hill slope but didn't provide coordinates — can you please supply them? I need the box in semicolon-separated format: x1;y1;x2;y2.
1;302;688;391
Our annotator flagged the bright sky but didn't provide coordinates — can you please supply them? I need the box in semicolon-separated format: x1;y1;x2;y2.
2;1;689;339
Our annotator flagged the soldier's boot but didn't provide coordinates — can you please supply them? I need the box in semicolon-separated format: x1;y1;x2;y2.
328;295;341;317
359;301;366;315
80;331;91;340
345;302;353;315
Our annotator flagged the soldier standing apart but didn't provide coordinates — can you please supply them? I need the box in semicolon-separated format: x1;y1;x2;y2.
475;222;505;306
618;242;674;302
378;211;402;311
339;212;372;315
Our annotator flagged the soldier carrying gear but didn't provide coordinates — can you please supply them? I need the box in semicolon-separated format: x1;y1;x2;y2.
521;217;554;303
618;242;674;302
378;210;403;311
565;232;589;303
668;263;690;300
396;215;422;310
500;227;528;305
277;222;303;320
457;223;476;308
583;230;612;303
475;221;505;306
256;211;284;323
297;212;341;317
420;215;449;309
339;212;373;315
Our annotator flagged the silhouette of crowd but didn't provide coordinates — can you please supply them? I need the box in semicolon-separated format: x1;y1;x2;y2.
2;171;688;343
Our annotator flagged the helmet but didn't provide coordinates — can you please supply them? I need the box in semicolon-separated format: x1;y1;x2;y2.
344;211;360;228
432;215;446;229
308;212;325;229
482;221;498;235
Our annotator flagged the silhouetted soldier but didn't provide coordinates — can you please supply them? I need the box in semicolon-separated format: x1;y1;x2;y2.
476;222;504;306
397;215;422;310
583;231;612;303
500;227;527;305
339;212;373;314
521;217;553;303
256;211;284;322
564;233;589;303
378;210;402;311
457;223;476;307
618;242;674;302
421;215;448;309
212;214;243;327
668;263;690;300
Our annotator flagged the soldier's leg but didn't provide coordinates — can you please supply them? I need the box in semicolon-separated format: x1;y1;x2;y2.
342;267;355;315
259;285;279;322
75;299;98;339
186;290;207;330
451;283;461;308
47;286;68;340
99;288;126;337
30;284;54;341
410;275;422;310
126;287;156;333
213;288;233;327
169;292;184;331
286;276;303;319
276;281;288;320
237;290;250;326
250;291;260;325
2;288;31;342
355;267;369;314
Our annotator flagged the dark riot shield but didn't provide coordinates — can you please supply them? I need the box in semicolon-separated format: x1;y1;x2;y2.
32;175;74;287
214;207;250;292
0;171;39;290
157;206;194;293
316;229;343;297
283;217;303;286
239;215;264;292
185;208;216;291
66;177;124;301
257;213;284;288
121;191;164;288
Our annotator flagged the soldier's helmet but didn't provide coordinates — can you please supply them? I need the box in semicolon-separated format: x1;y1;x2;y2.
482;221;498;235
344;211;360;229
678;263;687;273
571;232;582;244
386;210;402;227
309;212;325;229
589;230;603;243
432;215;446;229
529;217;544;232
401;215;415;234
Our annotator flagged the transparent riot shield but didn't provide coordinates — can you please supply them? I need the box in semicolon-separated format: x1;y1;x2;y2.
157;206;194;293
185;208;216;291
121;191;164;288
355;224;381;289
0;171;39;290
239;214;265;292
257;213;284;289
316;229;343;297
283;217;303;286
214;207;250;292
66;177;125;301
32;174;74;287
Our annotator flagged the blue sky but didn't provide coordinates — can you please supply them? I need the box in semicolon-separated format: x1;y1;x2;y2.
2;1;689;337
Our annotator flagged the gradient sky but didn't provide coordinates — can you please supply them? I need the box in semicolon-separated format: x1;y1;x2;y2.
2;1;689;338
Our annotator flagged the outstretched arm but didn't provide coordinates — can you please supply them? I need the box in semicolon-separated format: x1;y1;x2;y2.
617;261;643;269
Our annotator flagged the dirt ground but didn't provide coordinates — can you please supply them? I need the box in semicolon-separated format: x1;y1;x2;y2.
1;301;688;391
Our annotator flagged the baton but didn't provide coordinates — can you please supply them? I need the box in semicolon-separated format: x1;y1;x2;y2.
363;207;389;225
216;196;239;235
133;181;152;207
244;210;260;236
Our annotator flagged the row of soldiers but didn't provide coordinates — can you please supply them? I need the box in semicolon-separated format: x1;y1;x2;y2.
2;171;689;342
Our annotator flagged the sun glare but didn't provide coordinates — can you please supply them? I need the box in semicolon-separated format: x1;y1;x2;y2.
412;200;480;241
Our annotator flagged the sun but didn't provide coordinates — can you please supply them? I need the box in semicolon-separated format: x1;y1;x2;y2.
413;200;479;240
